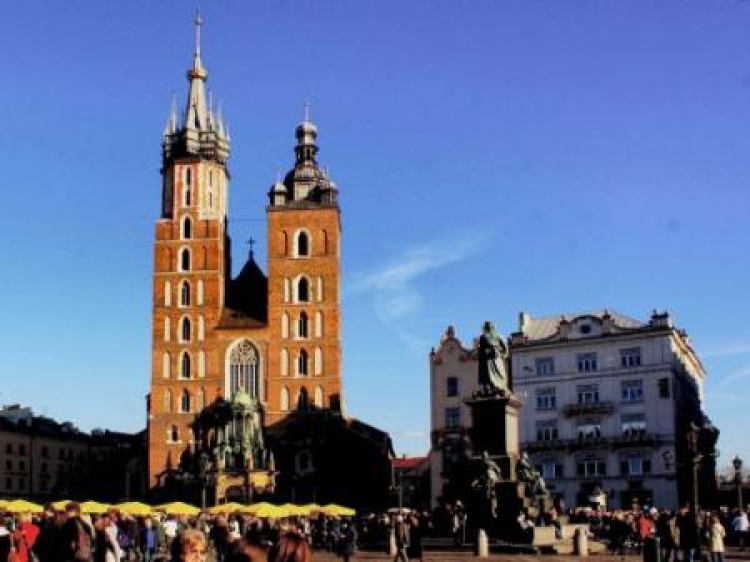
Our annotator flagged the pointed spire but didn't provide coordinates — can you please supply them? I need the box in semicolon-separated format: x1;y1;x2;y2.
185;12;208;131
194;10;202;57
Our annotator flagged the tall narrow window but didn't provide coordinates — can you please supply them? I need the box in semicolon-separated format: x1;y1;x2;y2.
314;386;324;408
197;280;204;305
281;349;289;377
164;281;172;306
181;390;191;413
180;281;191;307
181;352;191;379
317;276;324;301
180;248;191;272
298;312;309;338
198;351;205;378
164;389;172;413
162;352;171;379
280;387;290;411
198;315;205;341
197;388;206;410
314;347;322;376
184;168;192;206
296;231;310;257
315;312;323;337
164;317;171;342
181;317;191;342
282;313;290;339
298;350;309;376
297;278;310;302
168;426;179;443
182;217;192;239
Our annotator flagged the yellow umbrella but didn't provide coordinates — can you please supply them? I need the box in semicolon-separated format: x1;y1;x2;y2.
320;504;355;517
252;503;286;519
5;500;44;514
52;500;74;511
81;501;110;515
280;503;306;517
0;499;9;510
245;502;273;514
209;502;247;515
156;502;201;517
114;501;153;517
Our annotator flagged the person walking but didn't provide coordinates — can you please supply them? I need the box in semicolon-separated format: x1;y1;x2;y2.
392;516;409;562
709;515;726;562
63;503;93;562
676;506;699;562
732;509;749;550
338;522;357;562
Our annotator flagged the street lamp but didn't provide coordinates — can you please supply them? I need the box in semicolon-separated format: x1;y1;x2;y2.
733;455;743;511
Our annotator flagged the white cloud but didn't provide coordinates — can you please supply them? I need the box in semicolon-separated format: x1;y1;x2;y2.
715;363;750;388
702;342;750;358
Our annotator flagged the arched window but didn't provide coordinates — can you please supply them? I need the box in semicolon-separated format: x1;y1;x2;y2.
184;168;192;207
296;231;310;257
168;425;179;443
180;281;191;307
181;317;191;342
297;277;310;303
197;388;206;410
281;313;290;339
298;312;309;339
280;387;290;411
182;217;192;239
198;351;205;378
197;280;204;305
281;349;289;377
164;281;172;306
180;248;191;272
315;312;323;337
198;315;204;341
298;349;309;377
314;386;324;408
181;352;191;379
181;390;191;413
162;352;171;379
229;340;260;398
284;279;291;303
164;389;172;413
317;276;324;301
164;317;171;342
314;347;323;376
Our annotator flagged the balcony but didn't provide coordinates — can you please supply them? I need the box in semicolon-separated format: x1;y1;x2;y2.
523;433;663;453
562;401;615;418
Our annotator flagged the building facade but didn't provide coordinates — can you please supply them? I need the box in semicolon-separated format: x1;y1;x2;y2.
428;326;478;508
147;21;391;506
510;310;715;510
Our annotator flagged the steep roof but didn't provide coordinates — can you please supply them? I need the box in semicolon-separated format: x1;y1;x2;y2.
222;255;268;326
520;309;643;341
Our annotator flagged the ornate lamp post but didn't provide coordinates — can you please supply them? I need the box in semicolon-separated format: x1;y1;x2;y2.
733;455;744;511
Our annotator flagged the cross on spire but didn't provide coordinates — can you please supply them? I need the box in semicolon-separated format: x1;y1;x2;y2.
247;236;256;258
303;99;311;122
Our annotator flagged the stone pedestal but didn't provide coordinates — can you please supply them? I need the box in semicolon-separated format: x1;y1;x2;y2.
465;393;522;479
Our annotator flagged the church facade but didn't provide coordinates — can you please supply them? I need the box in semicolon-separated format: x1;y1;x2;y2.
146;22;362;498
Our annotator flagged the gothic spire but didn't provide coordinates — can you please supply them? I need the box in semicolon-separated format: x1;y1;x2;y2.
185;12;209;131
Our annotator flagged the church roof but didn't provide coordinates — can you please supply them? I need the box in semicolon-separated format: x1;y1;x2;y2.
222;254;268;326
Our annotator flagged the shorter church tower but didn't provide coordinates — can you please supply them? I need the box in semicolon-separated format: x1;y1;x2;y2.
265;109;343;423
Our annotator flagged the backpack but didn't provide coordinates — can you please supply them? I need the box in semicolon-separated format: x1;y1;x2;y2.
73;521;92;562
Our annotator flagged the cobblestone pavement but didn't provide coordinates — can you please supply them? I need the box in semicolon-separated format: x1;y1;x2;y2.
308;552;640;561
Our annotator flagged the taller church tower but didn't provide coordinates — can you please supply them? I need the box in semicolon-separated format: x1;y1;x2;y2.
148;17;233;487
265;109;343;422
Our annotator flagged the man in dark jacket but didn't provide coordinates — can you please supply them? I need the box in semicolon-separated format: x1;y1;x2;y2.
676;506;699;562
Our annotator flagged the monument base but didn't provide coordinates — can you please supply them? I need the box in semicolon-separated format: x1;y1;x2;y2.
465;392;521;478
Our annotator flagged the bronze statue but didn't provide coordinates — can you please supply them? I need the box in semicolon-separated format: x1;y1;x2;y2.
477;321;510;395
517;452;548;498
472;451;503;521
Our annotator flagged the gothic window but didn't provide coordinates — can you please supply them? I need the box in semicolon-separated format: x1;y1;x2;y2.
164;317;171;342
181;390;191;413
197;388;206;410
181;352;191;379
184;168;192;207
315;312;323;337
182;217;192;239
298;349;309;376
164;281;172;306
180;248;191;272
162;352;171;379
298;312;309;339
296;231;310;257
281;312;290;339
314;347;322;376
317;276;324;301
284;279;291;303
198;351;205;378
280;387;290;411
164;389;172;413
314;386;324;408
198;315;205;341
168;426;179;443
228;340;260;399
297;277;310;303
181;317;191;342
180;281;191;307
281;349;289;377
197;280;204;305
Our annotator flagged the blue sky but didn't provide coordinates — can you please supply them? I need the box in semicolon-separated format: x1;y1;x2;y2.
0;1;749;473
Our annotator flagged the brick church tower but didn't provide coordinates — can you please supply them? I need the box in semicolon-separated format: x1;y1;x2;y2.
147;19;345;490
265;108;343;423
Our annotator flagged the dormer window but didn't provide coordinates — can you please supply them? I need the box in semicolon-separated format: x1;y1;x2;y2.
580;324;592;335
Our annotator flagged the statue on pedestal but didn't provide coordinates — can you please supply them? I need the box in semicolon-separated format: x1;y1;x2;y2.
517;452;549;498
477;321;510;396
472;451;503;522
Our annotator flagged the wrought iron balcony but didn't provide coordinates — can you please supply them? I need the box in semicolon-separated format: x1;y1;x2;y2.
562;400;615;417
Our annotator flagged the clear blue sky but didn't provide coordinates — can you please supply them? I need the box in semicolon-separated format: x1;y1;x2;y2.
1;1;749;473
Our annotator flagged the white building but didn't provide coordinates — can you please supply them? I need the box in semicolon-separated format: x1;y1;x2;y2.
428;311;715;510
511;310;709;510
